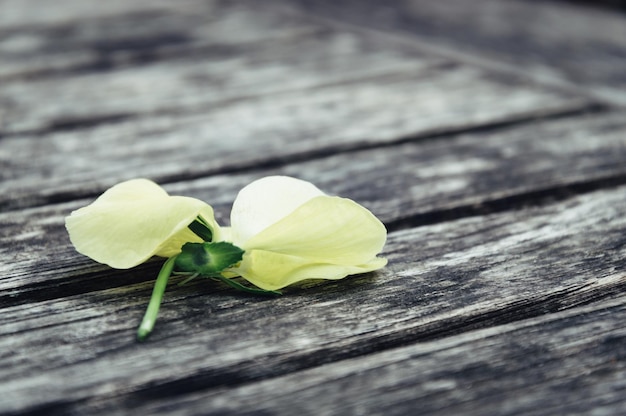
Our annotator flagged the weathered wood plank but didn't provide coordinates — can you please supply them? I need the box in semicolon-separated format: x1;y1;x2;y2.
0;0;599;215
2;2;623;415
0;23;444;135
291;0;626;105
1;183;626;414
121;295;626;416
0;64;594;211
0;1;326;82
3;111;626;295
0;0;209;28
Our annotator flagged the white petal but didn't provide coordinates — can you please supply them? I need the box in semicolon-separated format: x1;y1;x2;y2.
229;176;324;245
233;250;387;291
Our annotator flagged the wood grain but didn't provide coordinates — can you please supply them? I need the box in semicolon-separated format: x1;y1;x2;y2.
0;63;592;212
123;295;626;416
3;110;626;295
0;0;598;214
292;0;626;105
0;0;329;80
0;0;210;28
0;25;440;134
2;1;625;414
2;184;626;414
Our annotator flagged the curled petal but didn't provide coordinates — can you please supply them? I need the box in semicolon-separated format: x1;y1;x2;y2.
230;176;324;246
233;250;387;291
65;179;220;269
243;196;387;265
230;194;387;289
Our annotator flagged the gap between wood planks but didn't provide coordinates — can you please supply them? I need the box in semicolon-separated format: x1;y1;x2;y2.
385;171;626;232
93;295;626;415
0;59;452;139
135;102;609;192
276;0;626;108
0;102;608;213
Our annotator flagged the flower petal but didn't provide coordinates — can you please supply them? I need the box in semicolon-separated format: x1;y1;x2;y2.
229;193;387;289
65;179;220;269
243;195;387;265
232;250;387;291
229;176;324;245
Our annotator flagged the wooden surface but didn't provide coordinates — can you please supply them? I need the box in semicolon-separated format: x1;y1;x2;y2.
1;0;626;415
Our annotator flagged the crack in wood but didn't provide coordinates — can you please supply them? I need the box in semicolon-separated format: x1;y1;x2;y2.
0;103;607;213
46;113;136;132
385;172;626;232
0;264;159;310
2;400;79;416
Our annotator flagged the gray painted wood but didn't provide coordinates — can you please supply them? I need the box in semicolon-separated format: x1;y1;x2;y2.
292;0;626;105
0;0;209;28
0;1;320;80
0;63;592;212
0;25;439;135
2;185;626;414
0;0;597;213
125;295;626;416
2;0;626;415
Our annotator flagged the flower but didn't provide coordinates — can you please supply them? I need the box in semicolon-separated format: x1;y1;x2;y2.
66;176;387;340
66;176;387;290
220;176;387;290
65;178;221;269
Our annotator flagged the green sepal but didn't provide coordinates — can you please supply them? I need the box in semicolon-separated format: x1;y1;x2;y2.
187;216;213;242
174;241;244;276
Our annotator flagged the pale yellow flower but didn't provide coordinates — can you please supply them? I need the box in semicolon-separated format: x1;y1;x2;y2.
65;179;221;269
66;176;387;290
219;176;387;291
66;176;387;340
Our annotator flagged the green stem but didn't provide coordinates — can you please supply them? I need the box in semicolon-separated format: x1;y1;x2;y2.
137;256;177;341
